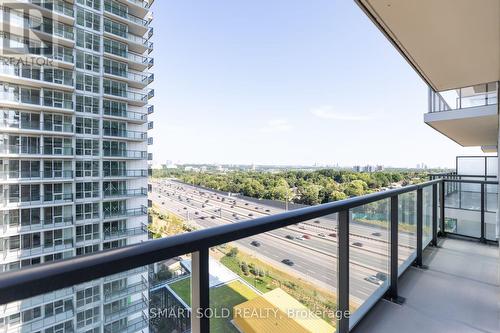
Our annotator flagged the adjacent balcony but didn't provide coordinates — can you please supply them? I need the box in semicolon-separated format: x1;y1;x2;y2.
103;88;153;106
103;225;148;241
103;149;148;159
103;128;147;141
103;169;148;178
103;108;148;124
103;67;154;89
0;120;73;135
104;297;148;324
0;90;74;112
104;0;152;36
104;315;149;333
104;277;148;302
103;188;148;199
425;82;498;147
103;46;154;71
24;0;75;23
103;206;148;220
0;170;73;182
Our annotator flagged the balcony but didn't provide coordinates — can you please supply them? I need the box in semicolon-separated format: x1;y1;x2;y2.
42;146;74;157
0;177;497;333
103;169;148;178
104;0;151;35
103;109;148;123
103;149;148;159
104;25;153;54
103;128;148;141
425;82;498;147
103;188;148;199
0;170;73;182
103;225;148;241
23;0;75;23
104;315;149;333
103;88;153;106
103;206;148;220
104;277;148;302
103;46;153;71
103;67;154;89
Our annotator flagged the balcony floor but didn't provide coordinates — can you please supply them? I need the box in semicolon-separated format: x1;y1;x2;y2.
353;237;499;333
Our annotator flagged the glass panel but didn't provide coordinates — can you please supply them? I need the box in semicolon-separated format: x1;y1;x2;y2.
422;186;433;247
485;184;498;241
444;182;481;238
397;192;417;275
349;200;390;328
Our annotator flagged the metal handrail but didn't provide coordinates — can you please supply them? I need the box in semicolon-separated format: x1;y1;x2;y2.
0;179;441;304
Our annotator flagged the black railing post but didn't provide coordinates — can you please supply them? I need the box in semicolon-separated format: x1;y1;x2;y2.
191;248;210;333
480;183;486;243
414;188;426;268
439;180;445;236
385;195;405;304
432;184;438;246
337;210;350;333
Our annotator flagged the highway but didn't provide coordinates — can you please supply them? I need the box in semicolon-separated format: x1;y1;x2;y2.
150;179;418;302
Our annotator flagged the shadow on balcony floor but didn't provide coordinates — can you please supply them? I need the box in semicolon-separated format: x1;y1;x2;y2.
353;237;499;333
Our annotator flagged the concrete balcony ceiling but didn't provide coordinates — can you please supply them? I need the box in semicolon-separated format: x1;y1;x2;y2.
356;0;500;91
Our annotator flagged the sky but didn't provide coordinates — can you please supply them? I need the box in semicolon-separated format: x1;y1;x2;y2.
148;0;484;168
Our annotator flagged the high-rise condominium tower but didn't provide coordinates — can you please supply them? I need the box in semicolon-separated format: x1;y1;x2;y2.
0;0;154;332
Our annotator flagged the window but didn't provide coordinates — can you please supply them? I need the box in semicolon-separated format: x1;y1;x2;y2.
104;38;127;58
76;0;101;10
43;68;73;86
76;8;100;31
104;19;127;38
76;182;100;199
76;286;100;308
22;307;41;323
76;94;99;114
43;228;72;248
21;208;41;227
76;72;100;93
76;139;99;156
76;29;100;52
76;244;99;256
76;51;100;73
103;161;126;177
76;306;100;329
103;79;127;97
103;99;127;117
103;58;127;77
43;89;73;109
44;299;73;318
103;239;126;250
44;320;73;333
76;117;99;135
76;203;100;221
21;232;41;250
76;161;99;178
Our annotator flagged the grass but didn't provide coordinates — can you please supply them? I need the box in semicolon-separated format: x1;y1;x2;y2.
148;204;196;237
218;248;340;326
169;278;258;333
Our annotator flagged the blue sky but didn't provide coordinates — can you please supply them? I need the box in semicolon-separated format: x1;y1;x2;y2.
148;0;482;168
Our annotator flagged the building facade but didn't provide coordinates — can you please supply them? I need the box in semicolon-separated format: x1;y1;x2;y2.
0;0;154;332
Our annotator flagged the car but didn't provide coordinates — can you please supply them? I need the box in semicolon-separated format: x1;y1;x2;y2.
372;232;382;237
183;207;187;210
230;205;235;208
255;207;259;210
364;276;383;285
205;200;209;203
265;209;270;212
244;203;249;206
295;236;304;241
202;204;206;208
157;195;161;198
329;233;337;237
318;233;326;237
299;226;306;230
250;241;261;247
376;272;387;281
232;213;238;217
248;213;253;217
285;235;294;240
352;242;363;247
162;202;165;205
194;212;199;215
303;235;311;239
314;220;321;224
211;216;216;219
281;259;294;266
200;216;206;220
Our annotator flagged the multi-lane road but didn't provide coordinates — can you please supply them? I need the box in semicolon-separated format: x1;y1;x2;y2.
150;179;418;302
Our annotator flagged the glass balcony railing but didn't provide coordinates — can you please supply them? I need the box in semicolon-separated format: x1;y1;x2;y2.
42;146;74;156
103;206;147;219
429;82;498;113
0;170;73;181
29;0;75;18
103;188;148;198
104;315;149;333
104;278;148;302
125;0;154;10
0;145;40;155
103;169;148;178
103;128;147;140
103;225;148;241
103;109;147;122
104;0;150;26
0;177;497;333
103;150;148;159
43;123;74;133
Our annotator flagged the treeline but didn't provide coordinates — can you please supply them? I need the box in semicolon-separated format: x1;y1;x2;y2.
153;169;429;205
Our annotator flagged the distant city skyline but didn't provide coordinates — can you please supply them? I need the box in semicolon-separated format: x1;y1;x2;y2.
149;1;487;168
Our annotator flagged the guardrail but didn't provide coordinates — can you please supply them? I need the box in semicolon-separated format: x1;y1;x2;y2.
0;178;497;333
